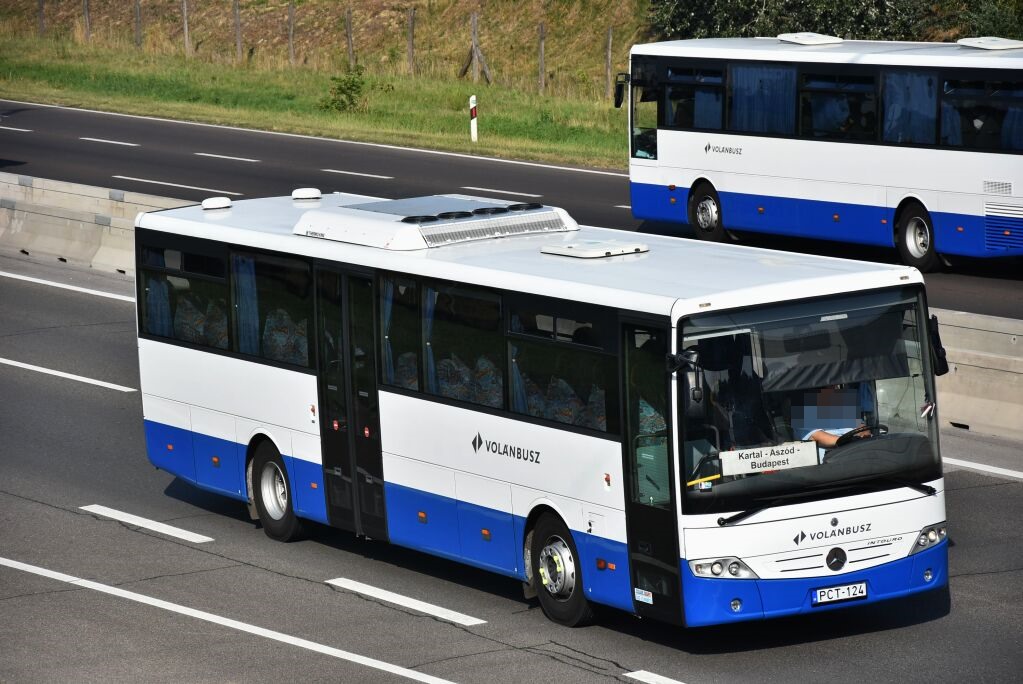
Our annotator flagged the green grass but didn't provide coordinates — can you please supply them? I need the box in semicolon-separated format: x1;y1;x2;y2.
0;35;629;170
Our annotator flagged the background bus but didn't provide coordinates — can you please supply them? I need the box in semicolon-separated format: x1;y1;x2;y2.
615;33;1023;271
136;190;948;628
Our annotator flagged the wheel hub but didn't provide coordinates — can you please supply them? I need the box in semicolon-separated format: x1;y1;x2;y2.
260;462;288;521
537;536;576;599
695;197;719;231
906;217;931;259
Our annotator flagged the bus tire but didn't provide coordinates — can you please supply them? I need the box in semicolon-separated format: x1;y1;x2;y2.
530;513;595;627
252;440;305;542
897;203;940;272
688;183;725;242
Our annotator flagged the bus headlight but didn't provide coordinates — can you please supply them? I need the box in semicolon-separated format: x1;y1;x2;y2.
690;557;758;579
909;522;947;555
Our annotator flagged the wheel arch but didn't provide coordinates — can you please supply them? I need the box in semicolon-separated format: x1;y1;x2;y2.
243;430;285;519
521;501;570;590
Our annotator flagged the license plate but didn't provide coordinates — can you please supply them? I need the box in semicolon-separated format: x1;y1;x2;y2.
813;581;867;605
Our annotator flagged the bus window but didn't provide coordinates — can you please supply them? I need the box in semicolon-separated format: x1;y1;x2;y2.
799;72;877;141
424;284;504;409
231;253;312;367
139;245;229;351
728;64;796;135
631;59;659;159
665;67;723;130
883;70;937;145
942;78;1023;152
380;275;420;391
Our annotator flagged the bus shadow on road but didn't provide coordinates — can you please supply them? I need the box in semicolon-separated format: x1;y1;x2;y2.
600;586;952;653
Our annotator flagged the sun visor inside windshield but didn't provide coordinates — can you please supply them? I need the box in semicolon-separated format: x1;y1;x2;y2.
760;309;910;393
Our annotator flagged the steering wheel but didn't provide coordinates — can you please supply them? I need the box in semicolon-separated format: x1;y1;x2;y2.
835;423;888;447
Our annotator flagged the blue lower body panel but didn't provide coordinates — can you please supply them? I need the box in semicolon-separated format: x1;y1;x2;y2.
284;456;328;524
630;181;1023;257
681;541;949;627
144;420;196;482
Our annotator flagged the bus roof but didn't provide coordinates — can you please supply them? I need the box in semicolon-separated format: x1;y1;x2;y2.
631;37;1023;70
137;194;922;321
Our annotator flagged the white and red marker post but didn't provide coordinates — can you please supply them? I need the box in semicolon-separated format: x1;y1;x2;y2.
469;95;478;142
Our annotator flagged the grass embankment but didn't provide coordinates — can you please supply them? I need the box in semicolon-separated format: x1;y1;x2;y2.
0;32;629;170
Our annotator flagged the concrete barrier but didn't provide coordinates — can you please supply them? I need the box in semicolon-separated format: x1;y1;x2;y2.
1;174;1020;441
0;172;190;275
932;309;1023;442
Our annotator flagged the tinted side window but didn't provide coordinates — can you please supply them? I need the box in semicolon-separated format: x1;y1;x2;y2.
424;285;504;409
232;253;313;367
140;245;229;350
883;70;937;145
380;275;420;391
941;78;1023;152
665;66;723;130
728;64;796;135
799;73;877;141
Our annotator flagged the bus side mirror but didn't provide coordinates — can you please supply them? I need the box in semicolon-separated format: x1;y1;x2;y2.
929;315;950;376
668;349;704;403
614;73;629;109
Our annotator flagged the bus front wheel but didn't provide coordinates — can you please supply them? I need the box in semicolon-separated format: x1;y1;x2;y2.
252;440;305;542
530;513;595;627
688;183;725;242
897;203;940;272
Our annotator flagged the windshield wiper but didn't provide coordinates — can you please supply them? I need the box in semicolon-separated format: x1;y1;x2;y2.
716;477;935;527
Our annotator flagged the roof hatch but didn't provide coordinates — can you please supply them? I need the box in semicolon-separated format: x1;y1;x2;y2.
777;32;843;46
957;36;1023;50
293;194;578;250
541;240;649;259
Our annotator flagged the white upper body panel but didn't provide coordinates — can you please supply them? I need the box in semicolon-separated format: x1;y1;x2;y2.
631;36;1023;70
137;193;923;322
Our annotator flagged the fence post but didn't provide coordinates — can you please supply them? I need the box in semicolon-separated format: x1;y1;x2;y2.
134;0;142;49
37;0;44;37
538;22;545;94
471;13;479;83
182;0;191;57
82;0;90;42
605;27;613;99
345;6;355;68
288;2;295;66
407;7;416;75
234;0;242;62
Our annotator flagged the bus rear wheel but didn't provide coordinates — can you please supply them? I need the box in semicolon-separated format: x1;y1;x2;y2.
897;203;940;272
530;513;595;627
688;183;725;242
252;440;305;542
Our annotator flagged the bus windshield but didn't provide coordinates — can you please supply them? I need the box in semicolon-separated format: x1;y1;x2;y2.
680;287;940;516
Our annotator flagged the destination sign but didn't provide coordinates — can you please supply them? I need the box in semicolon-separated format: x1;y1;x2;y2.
719;440;819;476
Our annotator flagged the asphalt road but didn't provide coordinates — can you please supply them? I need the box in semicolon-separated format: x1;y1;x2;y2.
1;99;1021;320
1;255;1021;683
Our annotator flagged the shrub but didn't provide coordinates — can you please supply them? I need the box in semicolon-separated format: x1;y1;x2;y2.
319;65;366;113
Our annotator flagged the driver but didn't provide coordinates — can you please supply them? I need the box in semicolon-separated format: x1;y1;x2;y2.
795;385;869;457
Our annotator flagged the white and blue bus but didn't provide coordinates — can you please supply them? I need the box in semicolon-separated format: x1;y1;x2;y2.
615;33;1023;271
135;190;948;627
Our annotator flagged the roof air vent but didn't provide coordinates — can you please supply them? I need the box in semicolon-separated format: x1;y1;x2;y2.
201;197;232;210
401;215;439;224
292;187;321;200
541;240;649;259
777;32;843;46
436;211;474;219
508;203;544;211
957;37;1023;50
472;207;509;215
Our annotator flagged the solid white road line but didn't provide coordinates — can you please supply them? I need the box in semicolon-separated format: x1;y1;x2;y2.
112;175;242;196
194;152;260;163
80;136;139;147
321;168;394;179
0;125;33;132
943;457;1023;481
625;671;686;684
80;505;213;543
3;99;628;178
0;358;136;393
615;204;632;209
326;577;486;627
0;270;135;302
460;186;542;198
0;556;455;684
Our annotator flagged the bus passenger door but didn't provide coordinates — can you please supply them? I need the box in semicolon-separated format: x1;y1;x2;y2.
621;324;683;625
316;270;386;540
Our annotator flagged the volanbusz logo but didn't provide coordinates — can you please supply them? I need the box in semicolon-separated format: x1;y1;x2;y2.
472;432;541;464
472;432;483;453
705;141;742;155
793;531;807;546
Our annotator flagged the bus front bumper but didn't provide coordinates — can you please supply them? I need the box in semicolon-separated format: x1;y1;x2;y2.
681;540;948;627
